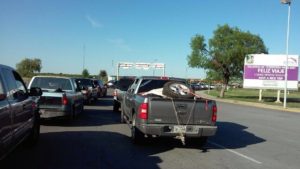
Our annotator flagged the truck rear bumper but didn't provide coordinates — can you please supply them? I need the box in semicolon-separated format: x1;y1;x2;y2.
39;109;71;118
137;124;217;137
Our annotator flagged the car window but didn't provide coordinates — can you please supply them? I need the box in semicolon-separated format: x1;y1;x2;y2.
76;79;92;87
0;75;4;94
92;80;99;86
117;79;134;91
2;68;18;99
98;80;103;85
0;74;7;107
13;71;27;94
138;80;169;93
31;77;72;91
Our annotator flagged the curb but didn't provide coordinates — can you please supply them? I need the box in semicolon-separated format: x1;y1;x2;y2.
196;91;300;113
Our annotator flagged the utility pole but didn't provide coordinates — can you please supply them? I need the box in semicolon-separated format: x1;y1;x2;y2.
83;44;86;71
280;0;292;108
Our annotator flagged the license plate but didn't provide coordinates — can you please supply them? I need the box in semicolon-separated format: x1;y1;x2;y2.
173;125;186;133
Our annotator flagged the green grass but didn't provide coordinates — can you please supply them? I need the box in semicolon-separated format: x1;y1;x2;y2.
206;88;300;109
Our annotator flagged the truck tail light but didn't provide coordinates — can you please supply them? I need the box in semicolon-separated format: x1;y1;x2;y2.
212;105;217;122
138;100;148;120
62;94;68;105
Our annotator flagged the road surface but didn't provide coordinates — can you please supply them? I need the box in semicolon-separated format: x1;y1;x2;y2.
2;90;300;169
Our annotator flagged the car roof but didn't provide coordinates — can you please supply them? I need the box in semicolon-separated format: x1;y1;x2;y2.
0;64;15;71
32;75;72;79
136;76;186;81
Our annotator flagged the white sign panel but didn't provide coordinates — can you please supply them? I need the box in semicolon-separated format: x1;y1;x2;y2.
243;54;299;90
119;62;134;69
153;63;165;69
135;63;151;70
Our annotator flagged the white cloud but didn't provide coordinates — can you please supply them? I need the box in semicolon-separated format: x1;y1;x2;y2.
86;14;103;28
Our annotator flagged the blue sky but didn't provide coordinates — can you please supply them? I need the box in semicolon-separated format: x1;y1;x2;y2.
1;0;299;79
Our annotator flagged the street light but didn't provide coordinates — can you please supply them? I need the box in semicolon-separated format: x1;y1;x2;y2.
281;0;291;109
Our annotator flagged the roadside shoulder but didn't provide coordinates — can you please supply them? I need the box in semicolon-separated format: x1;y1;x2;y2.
196;90;300;113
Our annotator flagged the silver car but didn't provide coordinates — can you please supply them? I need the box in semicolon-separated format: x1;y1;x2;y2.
28;76;84;119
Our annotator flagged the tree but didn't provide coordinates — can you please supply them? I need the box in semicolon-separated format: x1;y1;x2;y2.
16;58;42;77
187;24;268;97
99;70;108;82
82;69;90;78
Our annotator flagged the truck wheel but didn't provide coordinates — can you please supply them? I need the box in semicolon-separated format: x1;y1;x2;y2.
26;113;40;146
131;116;145;144
113;100;120;112
162;81;194;99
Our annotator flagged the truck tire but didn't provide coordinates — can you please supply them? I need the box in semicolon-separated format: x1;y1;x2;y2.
131;115;145;144
113;100;120;112
162;81;194;99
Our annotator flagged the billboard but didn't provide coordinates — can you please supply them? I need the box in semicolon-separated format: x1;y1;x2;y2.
243;54;299;90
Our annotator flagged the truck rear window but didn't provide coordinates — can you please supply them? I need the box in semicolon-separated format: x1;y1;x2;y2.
138;80;169;93
31;77;72;91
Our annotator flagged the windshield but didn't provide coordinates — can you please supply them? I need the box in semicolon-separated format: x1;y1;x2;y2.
30;77;72;91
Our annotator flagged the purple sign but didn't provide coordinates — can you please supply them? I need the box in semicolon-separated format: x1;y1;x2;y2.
244;65;298;81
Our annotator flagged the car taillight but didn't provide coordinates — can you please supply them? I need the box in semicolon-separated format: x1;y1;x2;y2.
212;105;217;122
160;76;169;80
32;102;37;109
62;94;68;105
138;101;148;120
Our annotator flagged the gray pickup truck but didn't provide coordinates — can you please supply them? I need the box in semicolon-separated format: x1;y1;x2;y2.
122;76;217;146
0;64;42;160
28;76;84;119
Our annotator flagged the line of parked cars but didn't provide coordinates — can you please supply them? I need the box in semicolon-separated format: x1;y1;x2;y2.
190;82;215;91
0;64;108;160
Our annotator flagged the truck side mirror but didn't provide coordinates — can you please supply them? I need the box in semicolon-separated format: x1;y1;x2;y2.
0;93;7;101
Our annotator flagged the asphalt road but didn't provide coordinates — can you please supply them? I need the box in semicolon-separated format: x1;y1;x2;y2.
1;89;300;169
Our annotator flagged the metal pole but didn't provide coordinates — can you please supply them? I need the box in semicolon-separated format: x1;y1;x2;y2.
283;3;291;109
83;44;86;71
117;63;119;80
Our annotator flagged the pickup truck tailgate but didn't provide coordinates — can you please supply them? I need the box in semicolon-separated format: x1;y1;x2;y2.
148;98;215;125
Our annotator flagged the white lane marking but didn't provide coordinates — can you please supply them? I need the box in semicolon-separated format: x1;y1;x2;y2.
208;141;262;164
